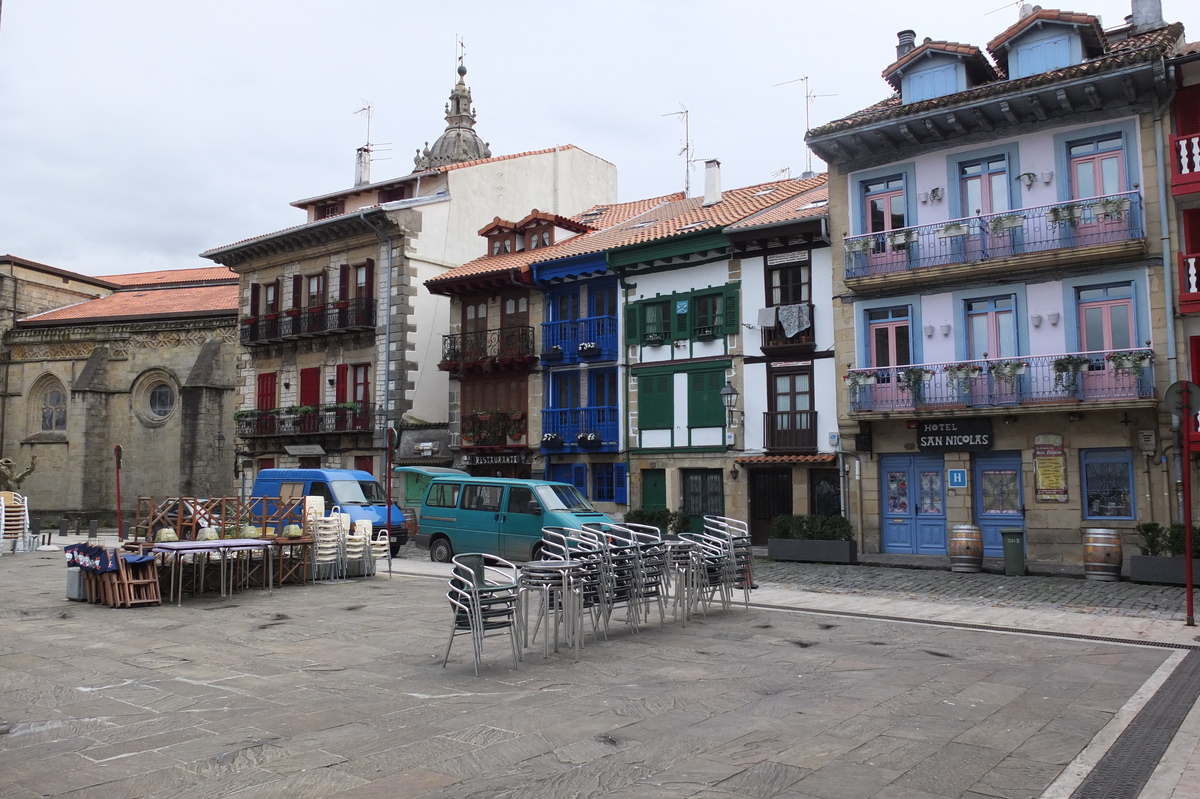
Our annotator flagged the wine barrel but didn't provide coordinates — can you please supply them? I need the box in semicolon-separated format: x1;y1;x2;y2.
948;524;983;573
1083;528;1123;581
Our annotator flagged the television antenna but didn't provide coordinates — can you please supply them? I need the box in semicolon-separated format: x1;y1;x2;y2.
774;76;835;176
354;101;391;163
662;105;698;196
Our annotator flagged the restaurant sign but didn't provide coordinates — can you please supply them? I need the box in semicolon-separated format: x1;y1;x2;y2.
917;419;993;452
464;453;529;465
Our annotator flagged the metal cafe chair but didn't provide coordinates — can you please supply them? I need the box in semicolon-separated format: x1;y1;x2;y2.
533;527;604;649
704;515;754;608
444;553;521;675
681;529;736;617
577;525;640;636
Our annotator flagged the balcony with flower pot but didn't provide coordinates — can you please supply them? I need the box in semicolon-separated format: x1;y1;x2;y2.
235;403;382;439
439;326;536;374
241;298;376;346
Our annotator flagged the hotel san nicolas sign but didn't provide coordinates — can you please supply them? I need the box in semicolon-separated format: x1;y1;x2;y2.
917;419;993;452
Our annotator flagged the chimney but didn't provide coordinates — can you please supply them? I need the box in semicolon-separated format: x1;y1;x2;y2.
1131;0;1164;32
703;159;722;207
896;30;916;59
355;146;371;187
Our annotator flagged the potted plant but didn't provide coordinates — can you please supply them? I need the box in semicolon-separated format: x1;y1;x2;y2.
508;424;525;441
232;409;261;422
843;370;879;391
1052;354;1091;393
577;431;601;447
937;221;969;238
541;432;563;448
1048;203;1083;227
898;366;932;403
1129;522;1200;585
944;362;983;393
766;514;857;564
845;237;873;253
542;344;563;361
1105;350;1151;378
990;360;1028;388
578;341;601;358
989;214;1024;233
644;332;665;346
887;229;917;249
1098;197;1131;220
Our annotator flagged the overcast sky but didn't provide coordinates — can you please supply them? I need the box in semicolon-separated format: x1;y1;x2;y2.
0;0;1189;277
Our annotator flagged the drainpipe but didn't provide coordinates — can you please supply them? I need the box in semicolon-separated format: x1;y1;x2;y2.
617;262;633;514
834;445;863;550
357;211;394;479
1154;101;1182;521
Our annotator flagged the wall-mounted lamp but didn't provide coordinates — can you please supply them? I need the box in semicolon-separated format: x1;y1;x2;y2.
729;467;740;481
1031;314;1043;328
940;324;951;336
1068;412;1083;422
923;324;935;338
213;431;225;456
1047;312;1060;326
720;381;739;428
328;378;336;387
282;381;291;390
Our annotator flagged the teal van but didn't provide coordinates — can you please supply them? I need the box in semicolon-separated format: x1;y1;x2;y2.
413;476;614;562
250;468;407;555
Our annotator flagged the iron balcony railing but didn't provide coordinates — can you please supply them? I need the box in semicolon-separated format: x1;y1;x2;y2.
1171;132;1200;194
235;403;384;438
540;315;618;363
460;410;526;448
540;406;619;449
843;191;1143;279
440;326;535;369
759;302;816;350
240;298;376;345
846;349;1154;413
763;410;818;451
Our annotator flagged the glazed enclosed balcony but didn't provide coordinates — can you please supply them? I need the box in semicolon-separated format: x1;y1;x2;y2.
540;406;619;452
846;349;1154;416
460;410;527;449
438;326;537;374
842;192;1144;292
240;299;375;346
762;410;818;452
235;403;383;438
540;316;618;365
1171;132;1200;196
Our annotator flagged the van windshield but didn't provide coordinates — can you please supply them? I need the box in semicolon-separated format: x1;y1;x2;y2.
535;484;597;513
331;480;378;506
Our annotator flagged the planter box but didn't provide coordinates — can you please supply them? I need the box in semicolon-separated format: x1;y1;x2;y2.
767;538;857;564
1128;555;1200;585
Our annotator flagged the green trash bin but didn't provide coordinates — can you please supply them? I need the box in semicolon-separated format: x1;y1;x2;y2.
1000;527;1026;576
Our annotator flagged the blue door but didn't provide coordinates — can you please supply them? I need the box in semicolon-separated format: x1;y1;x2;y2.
880;454;946;554
973;452;1024;558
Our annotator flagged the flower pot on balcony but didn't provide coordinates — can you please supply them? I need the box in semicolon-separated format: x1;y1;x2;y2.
285;309;301;317
936;222;970;238
541;346;563;362
577;432;602;447
333;301;350;309
541;433;563;448
578;343;601;358
845;238;872;253
989;215;1024;233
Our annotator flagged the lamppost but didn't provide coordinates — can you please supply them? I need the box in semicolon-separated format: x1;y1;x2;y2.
720;382;739;428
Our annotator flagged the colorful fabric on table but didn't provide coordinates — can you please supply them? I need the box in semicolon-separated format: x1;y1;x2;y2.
64;543;118;572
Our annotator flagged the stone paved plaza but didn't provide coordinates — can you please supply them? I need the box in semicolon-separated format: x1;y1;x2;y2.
0;546;1194;798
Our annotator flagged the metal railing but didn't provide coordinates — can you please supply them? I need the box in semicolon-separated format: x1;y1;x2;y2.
541;406;619;448
541;315;618;363
461;410;526;447
235;403;384;437
762;410;818;451
240;298;376;345
760;302;815;349
440;326;535;367
846;349;1154;412
843;191;1143;279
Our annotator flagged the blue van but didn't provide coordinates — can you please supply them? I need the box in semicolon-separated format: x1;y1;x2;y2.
249;469;407;555
413;476;614;562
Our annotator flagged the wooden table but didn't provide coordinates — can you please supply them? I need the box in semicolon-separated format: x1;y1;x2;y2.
266;537;313;587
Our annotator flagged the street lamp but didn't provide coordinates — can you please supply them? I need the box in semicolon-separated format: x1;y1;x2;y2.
719;382;739;427
213;431;225;457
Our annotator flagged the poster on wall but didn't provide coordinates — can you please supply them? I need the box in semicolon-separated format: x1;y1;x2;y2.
1034;433;1068;502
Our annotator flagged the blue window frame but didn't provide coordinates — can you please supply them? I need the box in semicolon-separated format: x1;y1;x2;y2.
589;282;617;318
549;371;579;409
905;63;958;104
549;288;579;322
550;463;589;497
1011;33;1071;78
591;462;628;504
1081;448;1135;520
589;368;617;407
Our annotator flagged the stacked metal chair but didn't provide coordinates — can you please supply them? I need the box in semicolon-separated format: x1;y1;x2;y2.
680;527;736;617
530;528;599;654
623;523;669;626
0;492;31;553
444;553;521;675
308;506;345;582
704;515;753;609
344;518;370;578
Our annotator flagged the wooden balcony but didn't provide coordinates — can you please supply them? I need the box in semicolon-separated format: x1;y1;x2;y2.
762;410;817;452
1171;133;1200;196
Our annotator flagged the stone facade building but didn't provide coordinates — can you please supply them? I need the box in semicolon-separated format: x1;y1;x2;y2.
1;264;238;521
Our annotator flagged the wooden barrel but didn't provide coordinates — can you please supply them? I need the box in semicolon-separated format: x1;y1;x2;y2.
1083;528;1123;581
948;524;983;573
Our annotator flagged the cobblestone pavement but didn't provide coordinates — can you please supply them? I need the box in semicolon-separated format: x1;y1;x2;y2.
391;543;1192;623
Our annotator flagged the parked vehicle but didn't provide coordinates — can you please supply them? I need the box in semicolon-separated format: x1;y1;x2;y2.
249;469;407;555
393;465;468;541
413;476;614;562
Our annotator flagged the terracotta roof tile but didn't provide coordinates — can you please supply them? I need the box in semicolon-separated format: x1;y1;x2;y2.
808;23;1184;140
735;454;837;465
100;266;237;287
428;177;828;289
20;285;238;325
1177;40;1200;56
726;181;829;230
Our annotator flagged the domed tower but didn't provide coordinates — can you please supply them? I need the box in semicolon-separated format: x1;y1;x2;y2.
413;61;492;171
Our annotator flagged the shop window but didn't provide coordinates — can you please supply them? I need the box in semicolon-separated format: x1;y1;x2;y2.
1081;448;1135;519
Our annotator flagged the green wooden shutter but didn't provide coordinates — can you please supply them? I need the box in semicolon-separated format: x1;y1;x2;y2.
624;304;639;345
723;285;740;334
639;374;673;429
688;370;726;427
673;297;691;341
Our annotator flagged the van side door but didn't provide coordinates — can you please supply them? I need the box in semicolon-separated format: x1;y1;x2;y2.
499;484;544;561
421;481;462;547
456;483;504;556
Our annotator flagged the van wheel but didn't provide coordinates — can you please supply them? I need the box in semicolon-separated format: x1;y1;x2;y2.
430;538;453;563
530;543;544;562
390;542;402;557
